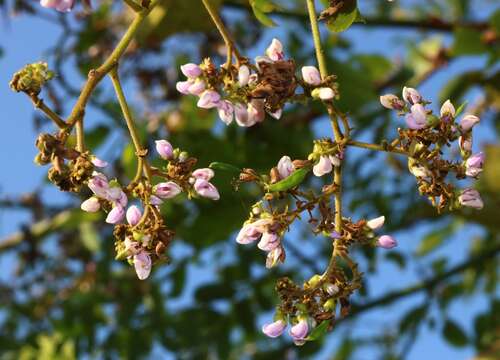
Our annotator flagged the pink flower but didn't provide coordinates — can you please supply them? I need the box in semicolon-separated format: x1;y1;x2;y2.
91;156;108;168
133;250;152;280
106;206;125;224
88;172;110;198
238;65;250;86
126;205;142;226
180;63;202;78
459;188;483;209
265;38;284;61
217;100;234;125
262;320;286;338
405;103;428;129
155;139;174;160
440;99;455;120
277;156;295;179
465;152;484;177
247;99;265;125
192;168;214;181
459;135;472;153
155;181;182;199
236;224;263;244
257;232;280;251
194;179;220;200
124;237;141;256
377;235;397;249
197;90;221;109
40;0;74;12
188;80;206;96
367;216;385;230
460;114;480;132
313;156;333;177
150;195;163;206
81;197;100;213
289;319;309;344
234;103;250;127
301;66;321;86
380;94;405;110
176;80;193;95
106;187;128;207
402;86;422;104
265;247;283;269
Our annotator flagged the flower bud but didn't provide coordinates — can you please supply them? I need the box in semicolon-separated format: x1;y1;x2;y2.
155;181;182;199
40;0;74;13
133;251;152;280
106;206;125;224
194;179;220;200
458;188;483;209
238;65;250;86
312;87;335;101
247;99;265;125
176;80;193;95
126;205;142;226
325;283;339;296
366;215;385;230
465;152;484;177
180;63;202;78
258;232;280;251
217;100;234;125
301;66;321;86
313;156;333;177
197;90;221;109
380;94;405;110
377;235;397;249
265;247;283;269
305;274;322;289
262;320;286;338
236;223;263;244
405;104;427;129
150;195;163;206
289;319;309;344
277;156;295;179
192;168;214;181
188;79;206;96
91;156;108;168
459;135;472;158
460;114;480;132
402;86;422;104
88;172;110;198
265;38;284;61
234;103;250;127
323;298;336;311
81;197;100;213
440;99;455;120
155;139;174;160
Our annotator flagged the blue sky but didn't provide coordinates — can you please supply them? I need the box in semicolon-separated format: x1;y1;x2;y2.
0;2;498;359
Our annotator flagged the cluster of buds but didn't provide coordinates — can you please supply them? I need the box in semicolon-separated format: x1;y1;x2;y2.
9;62;54;96
80;139;220;279
34;133;98;192
380;87;484;212
176;39;338;127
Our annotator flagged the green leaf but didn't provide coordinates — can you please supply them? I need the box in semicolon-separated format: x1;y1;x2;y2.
209;162;241;173
266;167;311;192
249;0;278;27
305;320;330;341
442;319;469;347
451;28;488;56
79;222;100;253
416;221;460;257
325;0;360;33
399;304;428;332
454;101;468;117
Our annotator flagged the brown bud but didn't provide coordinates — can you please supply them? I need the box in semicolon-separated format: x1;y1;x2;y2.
292;159;311;169
155;242;166;257
270;167;280;184
239;168;259;182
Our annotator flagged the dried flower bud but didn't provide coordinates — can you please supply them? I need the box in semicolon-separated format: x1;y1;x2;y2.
10;62;54;95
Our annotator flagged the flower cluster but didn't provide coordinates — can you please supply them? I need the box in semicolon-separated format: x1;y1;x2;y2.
262;317;310;345
380;87;484;211
176;39;338;127
10;62;54;95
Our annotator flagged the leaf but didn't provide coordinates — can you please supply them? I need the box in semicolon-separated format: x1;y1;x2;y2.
266;167;311;192
454;101;468;117
416;221;460;257
451;28;488;56
249;0;278;27
324;0;360;33
442;319;468;347
305;320;330;341
79;222;100;253
85;125;110;150
399;304;428;332
209;162;241;173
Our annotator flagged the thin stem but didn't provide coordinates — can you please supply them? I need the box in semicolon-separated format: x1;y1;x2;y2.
306;0;328;79
201;0;242;62
347;139;408;156
109;67;151;180
29;94;67;129
123;0;142;12
75;118;85;152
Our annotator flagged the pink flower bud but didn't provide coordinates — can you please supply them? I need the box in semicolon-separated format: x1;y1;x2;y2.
380;94;405;110
126;205;142;226
402;86;422;104
367;215;385;230
277;156;295;179
192;168;214;181
197;90;221;109
155;181;182;199
180;63;202;78
465;152;484;177
458;188;483;209
238;65;250;86
440;99;455;119
265;246;283;269
150;195;163;206
318;87;335;100
262;320;286;338
106;206;125;224
40;0;74;12
236;223;263;244
313;156;333;177
329;155;341;166
217;100;234;125
194;179;220;200
155;139;174;160
265;38;284;61
377;235;397;249
81;197;100;213
405;103;427;129
188;80;206;96
459;135;472;152
88;172;110;198
460;114;480;132
257;232;280;251
247;99;265;125
301;66;321;86
133;250;152;280
234;103;250;127
176;80;194;95
91;156;108;168
124;237;141;256
289;319;309;343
